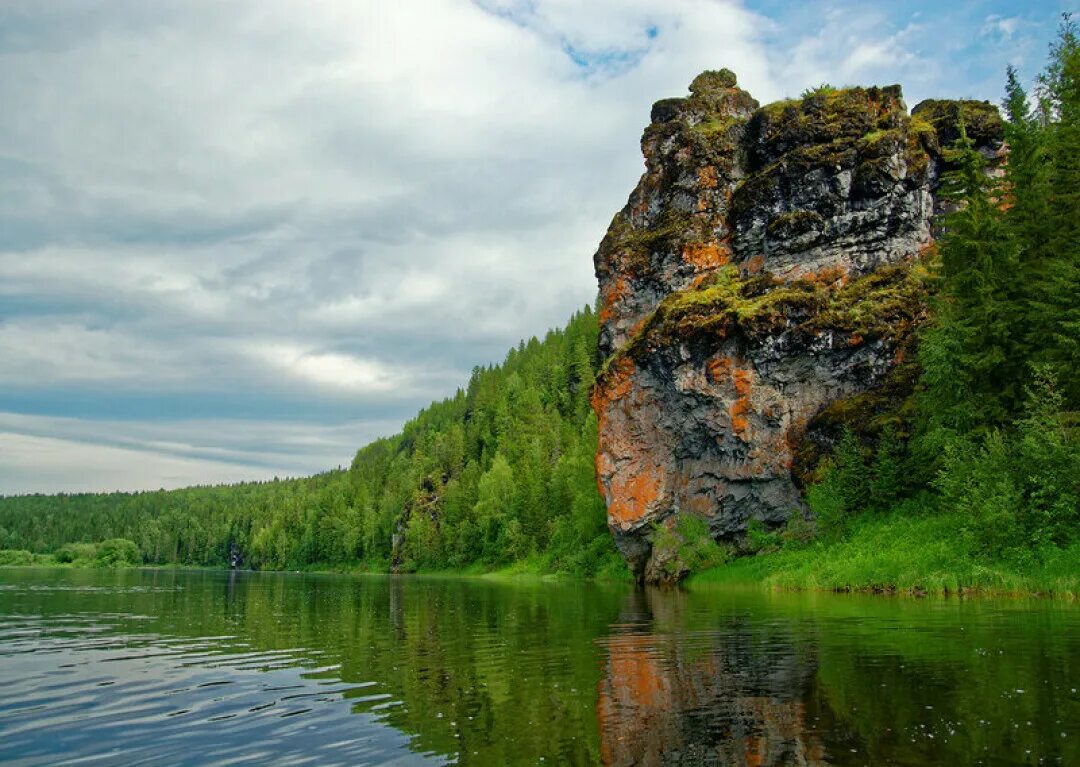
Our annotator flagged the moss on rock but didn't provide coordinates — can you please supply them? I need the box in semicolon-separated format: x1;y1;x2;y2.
599;257;928;387
911;99;1004;152
766;209;825;239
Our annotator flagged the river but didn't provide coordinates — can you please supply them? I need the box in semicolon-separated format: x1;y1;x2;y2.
0;568;1077;765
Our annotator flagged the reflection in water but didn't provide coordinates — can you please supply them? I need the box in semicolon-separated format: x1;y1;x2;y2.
597;587;1080;766
0;569;623;766
1;569;1079;766
598;589;823;766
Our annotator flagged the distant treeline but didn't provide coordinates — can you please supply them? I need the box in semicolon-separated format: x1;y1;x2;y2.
0;307;626;577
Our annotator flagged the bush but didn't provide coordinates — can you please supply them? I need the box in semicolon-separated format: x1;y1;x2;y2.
677;515;730;572
651;514;731;580
936;369;1080;560
95;538;141;567
800;83;838;98
779;511;816;549
0;549;35;566
55;542;99;564
745;518;781;555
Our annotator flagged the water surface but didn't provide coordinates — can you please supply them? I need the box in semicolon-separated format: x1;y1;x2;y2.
1;568;1078;765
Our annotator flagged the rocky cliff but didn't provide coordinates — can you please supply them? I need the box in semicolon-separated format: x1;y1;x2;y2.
591;70;1004;582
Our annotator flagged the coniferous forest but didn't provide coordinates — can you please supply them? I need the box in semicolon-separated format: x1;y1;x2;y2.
1;19;1078;593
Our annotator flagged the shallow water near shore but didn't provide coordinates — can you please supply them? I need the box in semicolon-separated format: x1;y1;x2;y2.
1;568;1079;766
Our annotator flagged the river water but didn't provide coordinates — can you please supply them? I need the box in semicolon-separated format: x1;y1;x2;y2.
0;568;1078;766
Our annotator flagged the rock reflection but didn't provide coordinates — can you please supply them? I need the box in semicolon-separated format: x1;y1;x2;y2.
598;588;824;766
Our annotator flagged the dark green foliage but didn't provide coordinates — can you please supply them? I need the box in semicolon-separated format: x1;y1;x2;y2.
869;425;904;512
0;308;627;579
1032;15;1080;405
910;98;1004;151
935;369;1080;560
807;428;871;537
94;538;141;567
920;125;1022;432
745;518;780;554
650;514;730;580
802;24;1080;574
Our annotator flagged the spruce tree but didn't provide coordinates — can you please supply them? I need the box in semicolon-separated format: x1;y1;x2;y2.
1035;15;1080;405
922;125;1021;431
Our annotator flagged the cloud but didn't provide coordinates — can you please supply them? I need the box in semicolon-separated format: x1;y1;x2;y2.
0;0;1054;493
248;343;407;394
0;431;272;495
0;411;398;494
981;14;1025;41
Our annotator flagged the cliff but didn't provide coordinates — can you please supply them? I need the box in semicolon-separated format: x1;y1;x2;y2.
591;70;1004;583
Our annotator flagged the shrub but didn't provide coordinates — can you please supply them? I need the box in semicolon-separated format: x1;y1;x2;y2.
800;83;838;98
779;511;816;549
0;549;35;566
936;369;1080;560
651;514;731;580
95;538;141;567
55;542;99;564
745;518;781;554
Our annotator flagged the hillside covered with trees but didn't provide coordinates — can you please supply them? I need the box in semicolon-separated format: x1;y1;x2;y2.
0;308;626;578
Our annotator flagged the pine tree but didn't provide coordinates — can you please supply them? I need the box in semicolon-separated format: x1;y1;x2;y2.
1035;15;1080;405
921;125;1022;432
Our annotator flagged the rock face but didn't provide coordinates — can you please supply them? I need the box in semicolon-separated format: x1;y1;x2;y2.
591;70;1004;582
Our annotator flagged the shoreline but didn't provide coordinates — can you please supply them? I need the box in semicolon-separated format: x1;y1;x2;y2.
4;554;1079;600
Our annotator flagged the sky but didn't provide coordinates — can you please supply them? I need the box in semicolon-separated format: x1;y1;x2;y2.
0;0;1069;494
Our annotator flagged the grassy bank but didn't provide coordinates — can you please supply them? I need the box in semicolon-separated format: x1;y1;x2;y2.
687;510;1080;598
0;548;633;583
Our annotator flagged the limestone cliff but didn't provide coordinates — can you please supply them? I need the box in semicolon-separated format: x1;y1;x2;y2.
591;70;1004;582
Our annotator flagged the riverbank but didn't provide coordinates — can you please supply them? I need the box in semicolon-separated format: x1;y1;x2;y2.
7;515;1080;598
0;549;633;583
688;511;1080;599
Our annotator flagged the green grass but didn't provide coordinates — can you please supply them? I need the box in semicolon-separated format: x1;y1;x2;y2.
415;550;632;582
687;511;1080;599
1;550;634;583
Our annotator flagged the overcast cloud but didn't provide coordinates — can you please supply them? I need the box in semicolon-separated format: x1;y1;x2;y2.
0;0;1065;493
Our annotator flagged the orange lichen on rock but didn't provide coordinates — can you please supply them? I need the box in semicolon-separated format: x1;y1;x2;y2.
733;368;752;396
729;368;753;437
593;357;636;413
683;490;715;517
598;277;631;324
803;265;849;286
682;242;730;270
707;355;733;383
744;254;766;274
593;356;641;506
729;398;751;436
697;165;719;190
607;466;665;527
